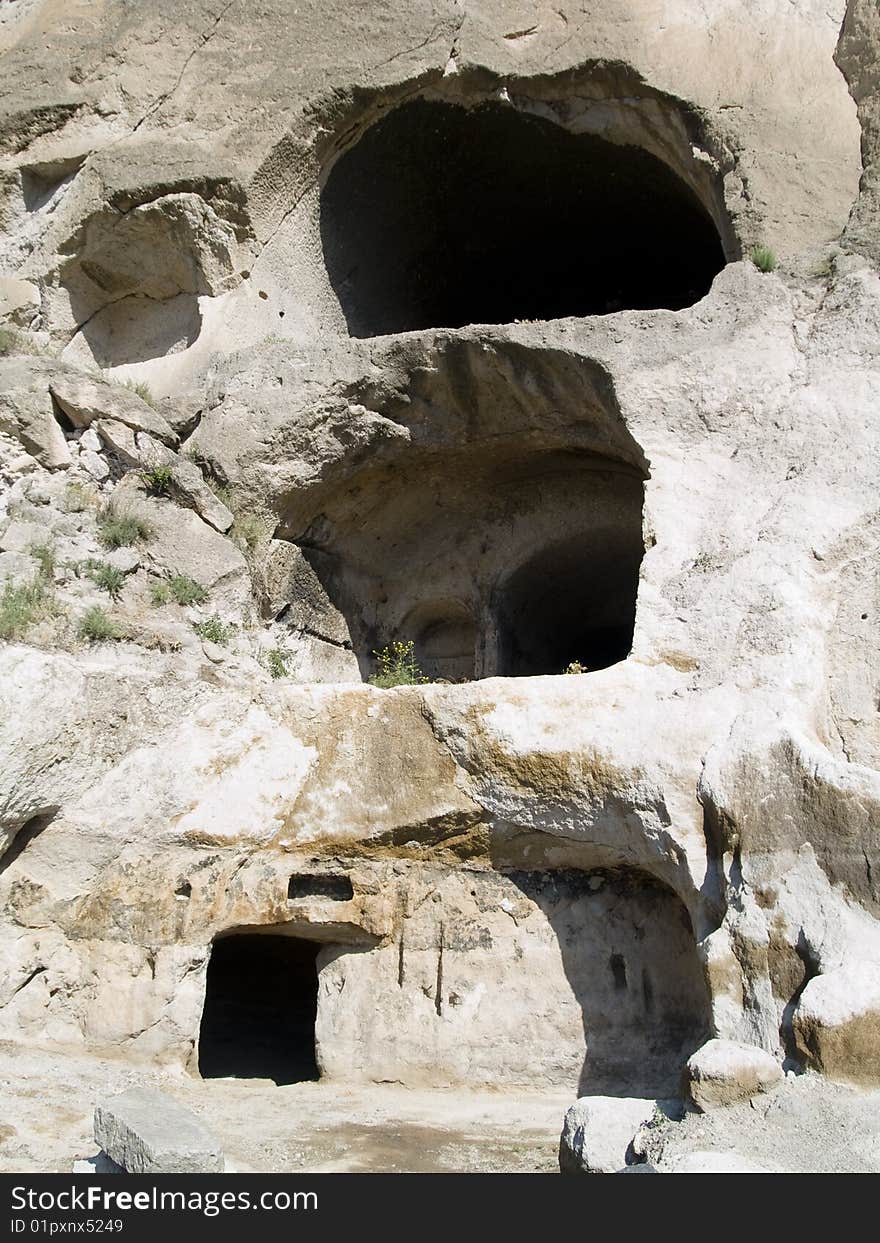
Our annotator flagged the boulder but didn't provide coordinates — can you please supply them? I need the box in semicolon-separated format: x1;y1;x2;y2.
110;480;248;606
97;429;233;533
686;1039;783;1111
156;454;234;534
0;551;37;584
80;449;110;481
94;418;141;467
94;1087;224;1173
0;520;49;555
49;374;177;446
105;547;140;575
559;1096;659;1175
793;964;880;1086
0;357;71;470
258;539;351;645
157;394;203;440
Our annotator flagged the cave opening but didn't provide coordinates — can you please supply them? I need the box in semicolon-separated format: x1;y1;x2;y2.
496;517;644;678
320;97;727;337
198;933;320;1085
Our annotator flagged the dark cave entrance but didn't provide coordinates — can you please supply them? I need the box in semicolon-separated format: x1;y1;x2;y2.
496;514;644;678
320;98;727;337
198;933;320;1085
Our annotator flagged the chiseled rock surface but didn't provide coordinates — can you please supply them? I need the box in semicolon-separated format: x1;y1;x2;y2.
94;1086;224;1173
793;965;880;1086
686;1039;784;1111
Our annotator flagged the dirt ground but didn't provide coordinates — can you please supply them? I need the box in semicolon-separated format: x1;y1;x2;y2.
0;1043;570;1173
3;1042;878;1174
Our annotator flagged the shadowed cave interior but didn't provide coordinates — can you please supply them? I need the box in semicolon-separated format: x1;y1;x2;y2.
495;527;643;676
320;97;727;336
293;454;646;681
198;933;320;1085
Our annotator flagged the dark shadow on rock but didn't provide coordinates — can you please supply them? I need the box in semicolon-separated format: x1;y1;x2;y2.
502;866;712;1098
0;808;60;875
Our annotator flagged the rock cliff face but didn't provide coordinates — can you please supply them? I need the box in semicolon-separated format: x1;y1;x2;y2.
1;0;879;1103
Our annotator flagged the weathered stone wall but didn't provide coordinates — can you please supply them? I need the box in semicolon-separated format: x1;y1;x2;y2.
1;0;880;1097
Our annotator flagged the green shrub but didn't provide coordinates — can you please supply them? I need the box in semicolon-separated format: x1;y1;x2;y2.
0;577;53;640
168;575;207;606
230;510;270;555
28;543;56;579
369;640;428;688
120;378;157;409
750;245;777;273
193;615;233;645
140;464;174;497
83;559;126;599
265;646;291;679
150;575;208;606
167;575;200;606
78;605;121;642
564;660;588;675
97;505;152;549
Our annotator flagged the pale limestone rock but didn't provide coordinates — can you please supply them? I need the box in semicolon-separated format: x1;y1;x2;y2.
0;519;47;553
0;551;35;583
94;418;140;467
559;1097;659;1175
686;1039;783;1110
1;0;880;1159
49;375;176;445
110;477;248;607
94;1087;223;1173
105;547;139;574
155;453;233;535
0;358;70;471
0;276;39;326
80;449;109;481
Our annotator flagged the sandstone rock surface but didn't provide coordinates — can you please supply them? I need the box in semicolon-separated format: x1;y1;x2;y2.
793;965;880;1086
686;1039;783;1111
